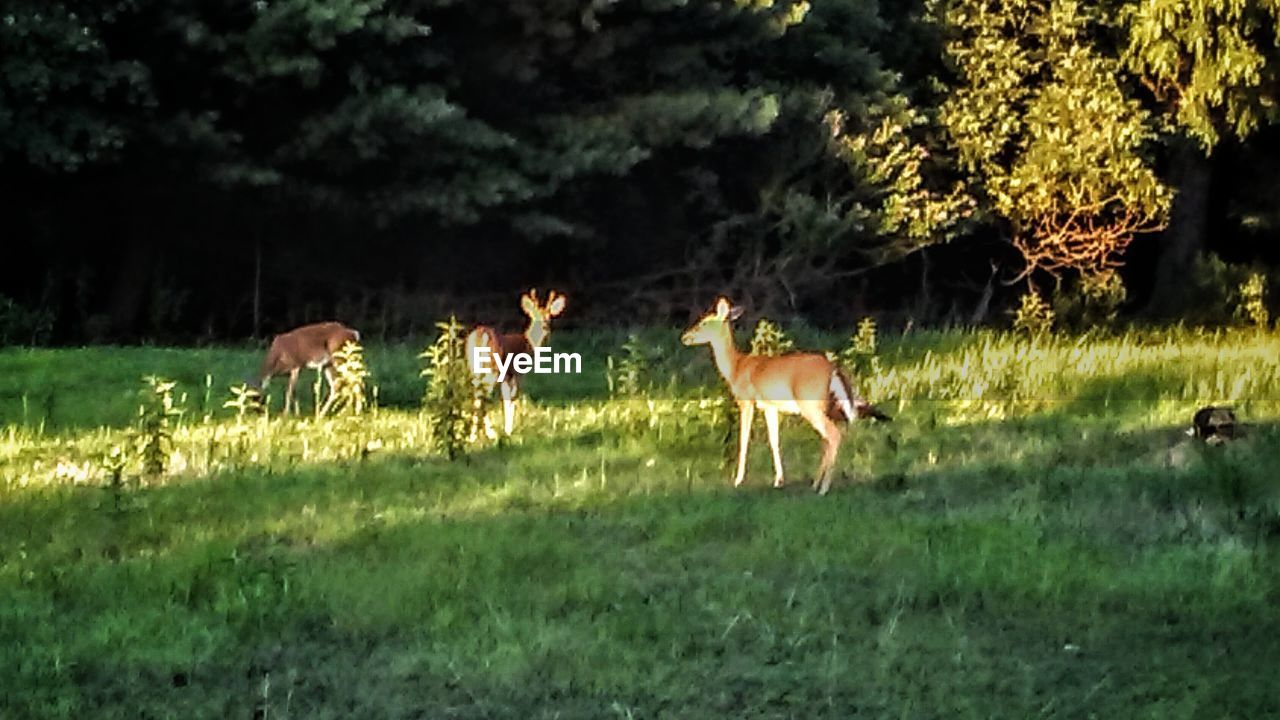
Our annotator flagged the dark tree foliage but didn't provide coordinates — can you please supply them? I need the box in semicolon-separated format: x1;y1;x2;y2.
2;0;1280;341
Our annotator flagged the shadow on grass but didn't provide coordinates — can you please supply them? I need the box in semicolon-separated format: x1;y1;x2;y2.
4;417;1280;718
6;337;1280;717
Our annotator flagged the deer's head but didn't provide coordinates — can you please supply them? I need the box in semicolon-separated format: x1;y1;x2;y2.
681;296;743;346
521;289;567;347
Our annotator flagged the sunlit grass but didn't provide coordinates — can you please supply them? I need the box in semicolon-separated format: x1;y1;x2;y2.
1;327;1279;718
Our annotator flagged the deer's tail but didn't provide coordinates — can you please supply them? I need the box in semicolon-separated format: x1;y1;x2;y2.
829;368;892;423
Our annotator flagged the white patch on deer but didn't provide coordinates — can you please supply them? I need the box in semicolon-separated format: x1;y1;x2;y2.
471;345;495;375
829;371;855;421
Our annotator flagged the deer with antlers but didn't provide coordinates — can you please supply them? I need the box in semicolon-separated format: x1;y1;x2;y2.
466;289;567;436
254;321;361;416
682;297;889;494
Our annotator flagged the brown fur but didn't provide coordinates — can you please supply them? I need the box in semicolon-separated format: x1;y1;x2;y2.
258;321;360;415
464;289;566;435
682;297;885;494
465;327;535;386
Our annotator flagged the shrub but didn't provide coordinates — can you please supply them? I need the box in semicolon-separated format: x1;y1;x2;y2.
135;376;183;478
749;318;794;356
1052;271;1126;331
327;341;370;415
1181;253;1259;325
606;334;650;398
1013;289;1054;336
840;317;880;376
1235;272;1270;328
0;295;54;346
421;317;486;459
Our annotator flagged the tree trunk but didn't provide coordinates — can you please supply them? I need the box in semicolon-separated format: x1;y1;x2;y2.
915;248;932;320
105;233;152;340
969;262;998;326
1146;137;1213;317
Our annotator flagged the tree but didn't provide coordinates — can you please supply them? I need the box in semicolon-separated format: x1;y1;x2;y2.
0;2;136;171
3;0;816;334
672;0;974;316
1123;0;1280;314
940;0;1170;282
705;94;973;314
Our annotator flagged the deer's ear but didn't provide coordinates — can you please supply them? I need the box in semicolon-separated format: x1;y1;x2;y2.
548;293;566;316
715;297;732;319
521;293;539;316
727;305;744;321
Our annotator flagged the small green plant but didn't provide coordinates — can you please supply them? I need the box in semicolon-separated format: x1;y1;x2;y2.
134;376;183;478
841;316;880;375
1235;272;1270;328
853;316;877;355
1013;289;1054;337
224;383;265;422
326;341;370;415
606;334;651;398
421;317;484;460
100;445;129;514
749;318;794;356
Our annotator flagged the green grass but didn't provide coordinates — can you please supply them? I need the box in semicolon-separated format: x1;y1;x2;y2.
2;328;1279;718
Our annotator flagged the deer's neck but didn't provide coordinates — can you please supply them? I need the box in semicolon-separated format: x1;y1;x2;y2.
707;329;742;385
525;318;548;349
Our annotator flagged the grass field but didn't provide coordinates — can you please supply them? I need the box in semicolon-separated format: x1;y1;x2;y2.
2;327;1279;718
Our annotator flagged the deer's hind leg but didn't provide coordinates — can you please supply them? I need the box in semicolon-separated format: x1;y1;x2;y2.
799;401;843;495
762;406;786;488
317;365;339;417
285;368;300;416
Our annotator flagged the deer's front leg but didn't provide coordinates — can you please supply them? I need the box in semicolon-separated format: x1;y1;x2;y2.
762;406;785;488
734;400;755;487
285;369;300;416
500;380;516;435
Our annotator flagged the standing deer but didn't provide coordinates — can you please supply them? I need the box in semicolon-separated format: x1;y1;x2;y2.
681;297;889;494
254;321;361;416
465;289;567;436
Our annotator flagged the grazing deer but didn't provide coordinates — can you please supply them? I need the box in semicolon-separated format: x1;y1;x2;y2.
255;321;361;416
681;297;889;495
465;289;567;435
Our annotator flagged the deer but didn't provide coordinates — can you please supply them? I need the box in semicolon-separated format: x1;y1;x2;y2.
253;321;361;416
465;289;567;436
681;297;889;495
